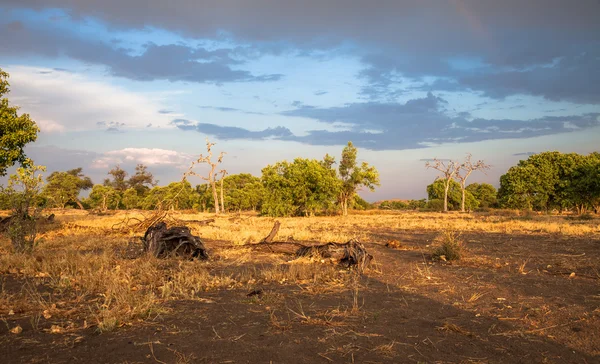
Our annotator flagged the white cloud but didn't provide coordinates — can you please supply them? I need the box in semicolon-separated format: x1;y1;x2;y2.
5;66;175;133
91;148;193;169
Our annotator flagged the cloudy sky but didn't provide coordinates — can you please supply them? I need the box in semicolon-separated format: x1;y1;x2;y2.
1;1;599;200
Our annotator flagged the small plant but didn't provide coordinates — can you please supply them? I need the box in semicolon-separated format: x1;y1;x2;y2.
431;230;465;261
1;163;46;253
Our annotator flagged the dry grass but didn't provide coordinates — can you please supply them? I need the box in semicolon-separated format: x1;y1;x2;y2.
0;209;598;334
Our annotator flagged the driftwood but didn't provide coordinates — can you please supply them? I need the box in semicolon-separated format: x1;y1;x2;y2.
142;222;209;260
251;221;372;270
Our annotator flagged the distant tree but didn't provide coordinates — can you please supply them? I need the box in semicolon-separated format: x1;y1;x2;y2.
338;142;380;216
127;164;157;196
456;154;490;212
498;151;587;212
223;173;264;212
122;188;140;209
0;68;40;176
104;165;128;192
164;181;195;210
466;183;497;209
195;184;214;212
568;153;600;214
261;157;340;217
141;186;167;210
425;158;461;212
186;139;225;214
42;168;93;209
88;185;118;211
427;179;476;211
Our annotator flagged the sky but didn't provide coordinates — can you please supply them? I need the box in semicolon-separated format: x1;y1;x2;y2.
0;1;599;201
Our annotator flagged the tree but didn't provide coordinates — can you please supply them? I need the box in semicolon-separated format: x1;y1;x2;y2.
128;164;157;196
261;157;340;217
222;173;264;212
195;184;214;212
425;158;461;212
42;168;93;209
218;169;227;213
426;179;471;211
122;188;140;209
0;68;40;176
104;165;128;192
186;139;225;214
87;185;118;211
456;154;490;212
338;142;380;216
1;163;46;252
466;183;497;209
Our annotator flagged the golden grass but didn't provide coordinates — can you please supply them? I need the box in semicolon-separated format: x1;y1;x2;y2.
0;209;598;333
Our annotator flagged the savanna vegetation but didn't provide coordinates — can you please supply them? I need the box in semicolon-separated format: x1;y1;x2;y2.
1;67;599;363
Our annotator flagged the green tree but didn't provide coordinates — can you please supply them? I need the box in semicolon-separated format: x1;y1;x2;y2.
261;157;340;217
427;179;478;211
1;163;46;252
338;142;380;216
122;188;140;209
0;68;40;176
456;154;490;212
87;185;118;211
128;164;157;196
425;158;461;212
42;168;93;209
195;184;214;212
104;165;128;192
466;183;497;209
223;173;264;212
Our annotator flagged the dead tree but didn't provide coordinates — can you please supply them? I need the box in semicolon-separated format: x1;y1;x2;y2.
186;138;226;214
425;158;461;212
218;169;227;213
456;153;491;212
142;222;208;259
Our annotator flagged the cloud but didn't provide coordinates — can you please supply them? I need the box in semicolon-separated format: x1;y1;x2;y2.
513;152;536;156
175;93;600;150
91;148;193;169
4;66;175;132
0;21;282;84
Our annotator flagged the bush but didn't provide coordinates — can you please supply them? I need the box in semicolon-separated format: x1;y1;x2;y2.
1;164;46;253
424;199;444;212
431;231;464;261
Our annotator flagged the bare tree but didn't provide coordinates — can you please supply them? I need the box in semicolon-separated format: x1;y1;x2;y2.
186;138;226;214
425;158;461;212
218;169;227;213
456;153;491;212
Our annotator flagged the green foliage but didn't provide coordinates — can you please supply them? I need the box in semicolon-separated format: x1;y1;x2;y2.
87;185;118;211
128;164;157;196
261;157;340;217
223;173;264;212
498;151;596;213
352;194;372;210
427;179;479;211
42;168;93;208
0;69;40;176
338;142;380;215
195;184;214;212
466;183;498;208
122;188;140;209
378;200;408;210
425;199;444;211
1;163;46;252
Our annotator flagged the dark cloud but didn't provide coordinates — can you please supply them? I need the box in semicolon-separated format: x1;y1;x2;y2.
314;90;328;96
198;105;265;115
0;22;282;84
175;122;293;140
2;1;599;102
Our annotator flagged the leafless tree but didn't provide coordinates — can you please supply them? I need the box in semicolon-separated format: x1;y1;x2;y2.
425;158;461;212
456;153;491;212
218;169;227;213
186;138;226;214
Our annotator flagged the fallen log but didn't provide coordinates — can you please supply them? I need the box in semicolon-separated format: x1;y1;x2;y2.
251;221;372;270
142;222;209;260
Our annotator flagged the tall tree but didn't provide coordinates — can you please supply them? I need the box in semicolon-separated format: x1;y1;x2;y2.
466;183;497;209
338;142;380;216
42;168;93;209
104;165;128;192
425;158;461;212
456;154;490;212
128;164;157;196
0;68;39;176
186;138;225;214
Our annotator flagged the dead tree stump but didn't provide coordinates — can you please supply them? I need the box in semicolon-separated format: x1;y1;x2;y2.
142;222;209;259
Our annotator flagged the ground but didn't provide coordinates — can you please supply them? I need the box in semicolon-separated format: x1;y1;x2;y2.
0;210;599;363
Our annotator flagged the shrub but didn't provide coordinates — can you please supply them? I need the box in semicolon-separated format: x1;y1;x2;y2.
1;164;46;253
431;231;464;261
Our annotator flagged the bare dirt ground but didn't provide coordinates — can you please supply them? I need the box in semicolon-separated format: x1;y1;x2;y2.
1;211;599;363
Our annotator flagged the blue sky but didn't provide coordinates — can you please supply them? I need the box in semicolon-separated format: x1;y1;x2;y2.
0;1;599;200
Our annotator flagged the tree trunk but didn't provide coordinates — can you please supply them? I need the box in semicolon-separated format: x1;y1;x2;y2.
220;178;225;213
102;195;107;212
443;180;450;212
211;180;220;214
460;182;466;212
75;199;84;210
